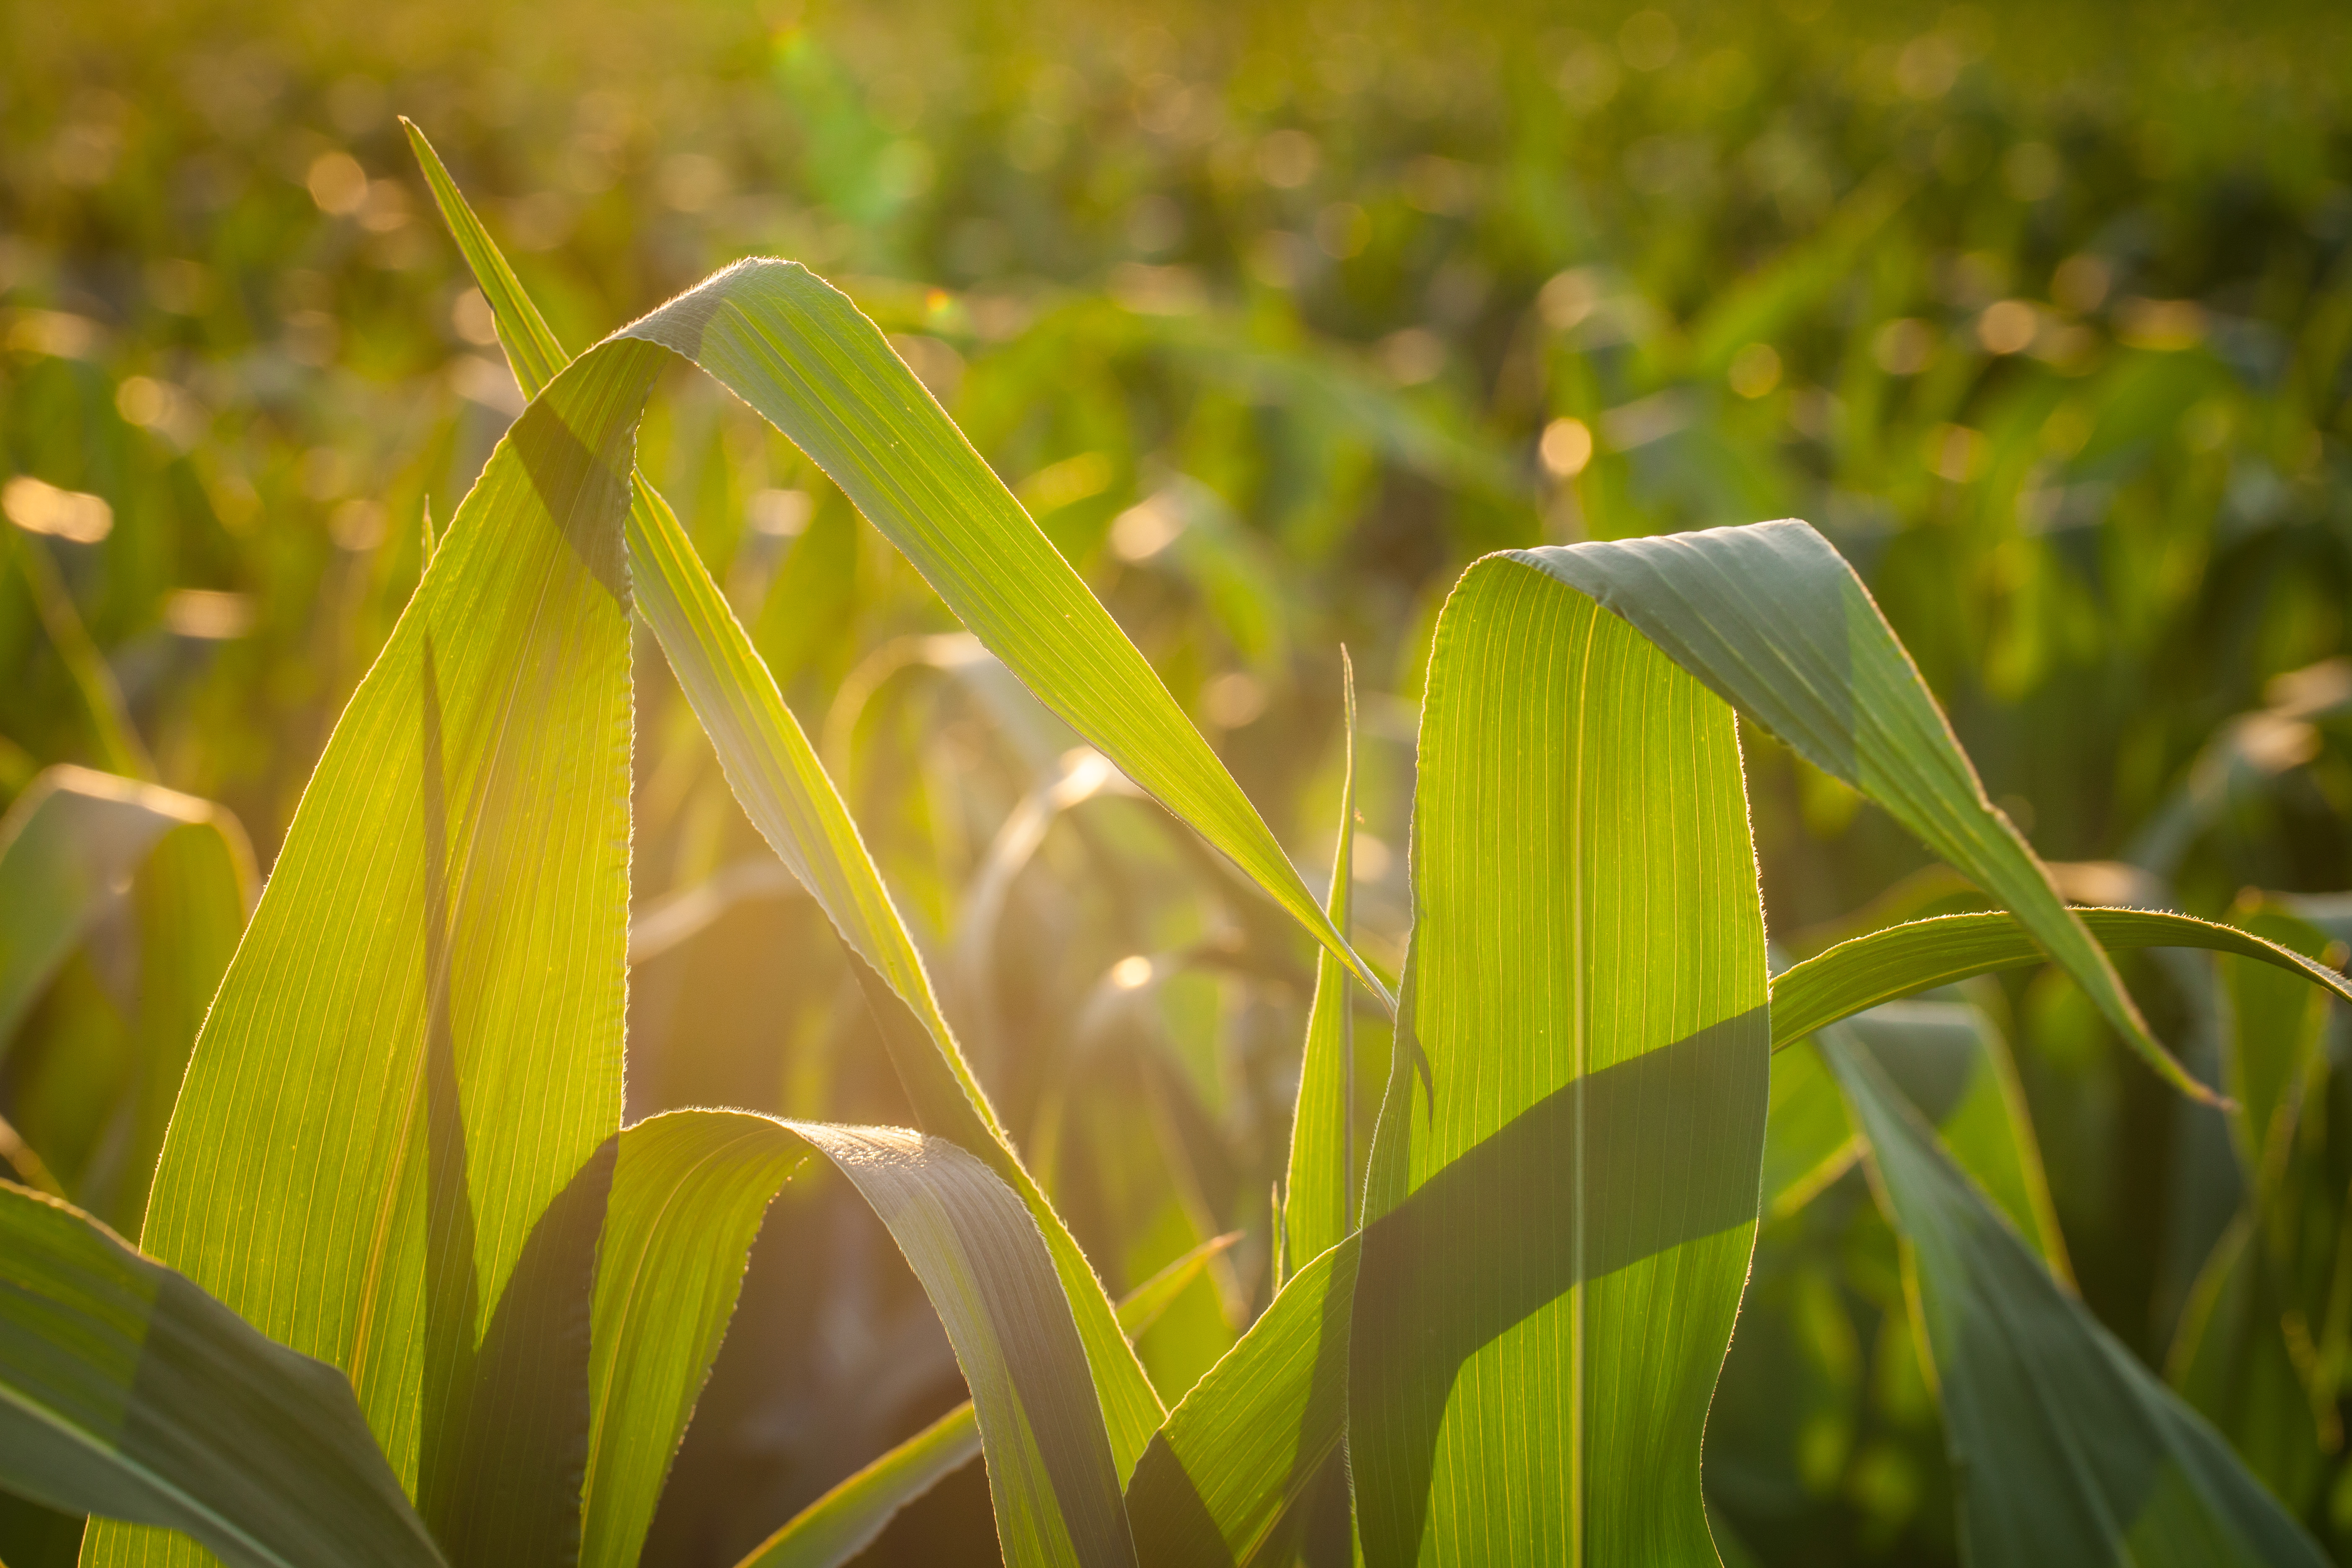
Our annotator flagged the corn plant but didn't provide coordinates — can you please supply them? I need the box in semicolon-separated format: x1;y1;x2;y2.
5;125;2352;1568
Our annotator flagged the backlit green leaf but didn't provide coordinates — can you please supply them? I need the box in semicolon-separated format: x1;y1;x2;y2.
1127;1234;1360;1568
407;124;1164;1471
1280;652;1357;1282
85;330;660;1568
1514;521;2204;1099
1352;555;1770;1564
1770;908;2352;1054
735;1233;1233;1568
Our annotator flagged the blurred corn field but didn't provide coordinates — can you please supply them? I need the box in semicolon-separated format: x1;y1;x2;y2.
3;0;2350;1562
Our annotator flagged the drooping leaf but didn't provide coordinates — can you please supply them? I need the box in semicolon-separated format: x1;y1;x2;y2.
734;1233;1235;1568
614;262;1388;1009
578;1112;809;1568
577;1110;1133;1568
1770;907;2352;1053
1280;651;1357;1282
1823;1029;2329;1567
405;124;1164;1471
1513;521;2204;1099
0;1181;445;1568
1763;1001;2070;1285
1351;556;1770;1564
1845;1001;2071;1283
86;332;661;1568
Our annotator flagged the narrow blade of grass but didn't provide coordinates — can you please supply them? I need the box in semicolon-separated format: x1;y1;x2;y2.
1280;652;1356;1282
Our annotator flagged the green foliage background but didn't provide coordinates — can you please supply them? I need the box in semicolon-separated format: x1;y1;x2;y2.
2;0;2349;1562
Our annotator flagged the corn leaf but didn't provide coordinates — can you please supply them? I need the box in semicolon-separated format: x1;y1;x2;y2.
406;123;1165;1473
1770;907;2352;1052
578;1112;808;1568
614;263;1387;1008
1126;1234;1360;1568
1763;1002;2068;1286
736;1233;1233;1568
0;1181;444;1568
1844;1001;2071;1283
1513;521;2203;1099
1823;1029;2329;1567
2216;901;2342;1184
575;1109;1132;1568
2164;903;2344;1512
1280;652;1357;1282
85;334;661;1568
1351;556;1770;1563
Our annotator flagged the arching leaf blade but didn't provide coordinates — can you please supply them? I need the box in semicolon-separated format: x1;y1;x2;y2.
614;261;1388;1011
1770;908;2352;1052
1512;521;2205;1101
405;124;1164;1473
579;1111;1135;1568
732;1233;1234;1568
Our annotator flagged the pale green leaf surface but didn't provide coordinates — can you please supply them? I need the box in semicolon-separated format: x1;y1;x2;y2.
734;1233;1234;1568
406;122;1164;1471
0;1182;444;1568
86;333;659;1568
1352;556;1770;1565
1824;1031;2329;1567
1281;653;1356;1282
1513;521;2200;1099
1770;907;2352;1053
